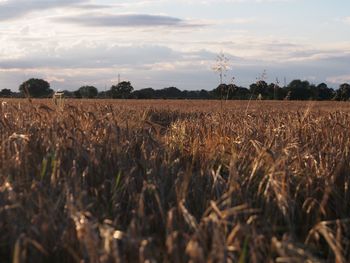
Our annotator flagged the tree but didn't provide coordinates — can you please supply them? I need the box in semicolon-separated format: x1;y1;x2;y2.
267;83;282;100
0;89;12;98
212;52;230;84
110;81;134;99
212;84;234;99
249;70;269;99
287;80;312;100
311;83;334;100
62;90;75;98
198;89;212;99
76;86;98;98
158;87;182;99
211;84;251;100
234;86;250;100
335;83;350;101
19;78;53;98
250;80;269;99
132;88;155;99
272;84;287;100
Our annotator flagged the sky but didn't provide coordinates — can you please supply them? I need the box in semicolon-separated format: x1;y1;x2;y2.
0;0;350;92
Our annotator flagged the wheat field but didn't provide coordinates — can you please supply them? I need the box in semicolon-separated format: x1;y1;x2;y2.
1;99;350;262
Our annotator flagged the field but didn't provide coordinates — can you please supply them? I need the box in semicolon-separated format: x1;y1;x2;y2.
1;99;350;262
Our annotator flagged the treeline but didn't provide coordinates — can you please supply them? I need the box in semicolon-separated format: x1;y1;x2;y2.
1;78;350;101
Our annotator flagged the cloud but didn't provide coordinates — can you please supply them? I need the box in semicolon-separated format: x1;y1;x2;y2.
68;4;114;10
327;74;350;85
1;36;349;91
0;42;226;90
0;0;88;21
343;17;350;25
0;44;187;69
54;13;205;28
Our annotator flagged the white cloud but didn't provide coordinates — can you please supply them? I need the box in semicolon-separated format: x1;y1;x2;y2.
0;0;89;20
343;17;350;24
327;75;350;84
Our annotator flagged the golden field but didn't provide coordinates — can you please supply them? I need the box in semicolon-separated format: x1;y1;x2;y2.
1;99;350;262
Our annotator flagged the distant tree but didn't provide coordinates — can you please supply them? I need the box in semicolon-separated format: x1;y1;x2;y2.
62;90;75;98
272;84;287;100
73;90;81;98
234;86;250;100
97;91;109;98
19;78;53;98
132;88;155;99
335;83;350;101
159;87;182;99
0;88;12;98
182;90;194;99
250;80;269;99
198;89;212;99
110;81;134;99
212;84;251;100
212;84;250;100
287;80;312;100
266;83;275;100
76;86;98;98
181;89;212;99
311;83;334;100
212;84;233;99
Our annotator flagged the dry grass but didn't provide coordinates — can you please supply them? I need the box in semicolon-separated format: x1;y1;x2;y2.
1;99;350;262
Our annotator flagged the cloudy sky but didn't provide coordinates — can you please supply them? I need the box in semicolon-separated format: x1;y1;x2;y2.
0;0;350;91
